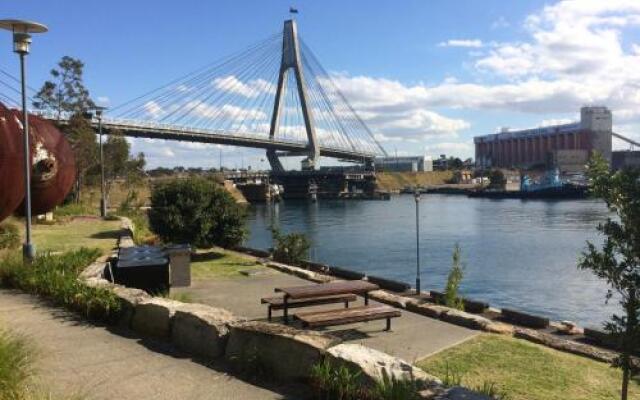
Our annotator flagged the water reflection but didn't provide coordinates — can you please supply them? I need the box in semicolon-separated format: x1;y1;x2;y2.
245;194;616;327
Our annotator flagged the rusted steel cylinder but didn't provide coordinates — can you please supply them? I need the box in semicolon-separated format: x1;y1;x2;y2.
12;110;76;216
0;102;25;222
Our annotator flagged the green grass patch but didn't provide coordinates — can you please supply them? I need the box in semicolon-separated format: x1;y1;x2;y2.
417;334;640;400
0;328;33;400
191;248;264;279
0;249;121;322
54;202;98;217
29;218;121;254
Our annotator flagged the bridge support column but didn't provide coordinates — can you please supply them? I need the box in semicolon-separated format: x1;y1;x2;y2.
268;19;319;171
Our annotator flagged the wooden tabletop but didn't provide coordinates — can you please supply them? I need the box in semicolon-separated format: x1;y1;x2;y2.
275;280;379;299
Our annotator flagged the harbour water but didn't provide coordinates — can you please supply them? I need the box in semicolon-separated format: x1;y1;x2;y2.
245;194;616;328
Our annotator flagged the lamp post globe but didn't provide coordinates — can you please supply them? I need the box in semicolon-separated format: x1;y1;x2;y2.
0;19;48;262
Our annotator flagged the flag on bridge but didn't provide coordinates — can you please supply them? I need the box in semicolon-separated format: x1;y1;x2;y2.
289;7;298;14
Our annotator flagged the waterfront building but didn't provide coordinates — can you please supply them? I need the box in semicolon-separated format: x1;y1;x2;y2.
474;106;612;171
374;155;433;172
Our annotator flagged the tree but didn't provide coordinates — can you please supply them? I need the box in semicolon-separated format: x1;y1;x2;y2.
579;153;640;400
444;244;465;311
64;113;98;202
148;177;246;248
271;227;311;266
101;130;146;193
489;169;506;187
33;56;95;119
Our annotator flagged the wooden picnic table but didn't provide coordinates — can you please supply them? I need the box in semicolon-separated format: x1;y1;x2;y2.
274;280;379;323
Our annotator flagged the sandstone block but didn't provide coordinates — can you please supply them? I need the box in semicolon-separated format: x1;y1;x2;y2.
327;343;441;390
225;320;340;381
131;298;184;339
440;309;492;330
171;304;238;359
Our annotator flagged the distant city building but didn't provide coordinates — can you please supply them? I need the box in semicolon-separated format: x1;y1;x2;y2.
612;150;640;171
474;106;613;172
374;155;433;172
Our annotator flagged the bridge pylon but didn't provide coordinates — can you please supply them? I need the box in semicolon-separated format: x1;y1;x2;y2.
268;19;319;172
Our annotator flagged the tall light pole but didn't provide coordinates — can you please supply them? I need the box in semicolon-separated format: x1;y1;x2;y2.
94;106;108;217
414;189;421;295
0;20;48;262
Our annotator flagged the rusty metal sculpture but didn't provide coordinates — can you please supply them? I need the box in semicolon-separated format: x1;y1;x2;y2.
0;102;25;222
0;102;76;222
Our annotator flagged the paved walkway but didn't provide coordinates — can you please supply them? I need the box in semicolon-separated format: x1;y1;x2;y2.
0;289;309;400
174;264;478;362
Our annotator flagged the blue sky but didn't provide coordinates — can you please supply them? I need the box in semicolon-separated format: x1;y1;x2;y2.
2;0;640;169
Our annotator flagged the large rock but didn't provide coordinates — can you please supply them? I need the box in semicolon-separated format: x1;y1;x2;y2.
171;304;239;359
368;290;409;309
131;298;185;339
441;309;493;330
326;343;441;390
79;260;108;280
514;327;618;364
111;285;150;327
225;320;340;381
406;301;450;319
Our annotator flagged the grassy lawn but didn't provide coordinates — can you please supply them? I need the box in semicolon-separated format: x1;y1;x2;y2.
417;334;640;400
191;248;266;279
31;218;121;254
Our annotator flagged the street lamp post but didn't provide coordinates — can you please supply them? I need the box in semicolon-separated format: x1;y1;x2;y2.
94;107;108;217
0;19;48;262
414;189;421;295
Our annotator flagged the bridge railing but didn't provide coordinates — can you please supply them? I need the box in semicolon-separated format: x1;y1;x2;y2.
32;110;378;157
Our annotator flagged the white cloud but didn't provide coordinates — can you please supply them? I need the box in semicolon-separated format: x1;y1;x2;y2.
212;75;275;98
438;39;484;48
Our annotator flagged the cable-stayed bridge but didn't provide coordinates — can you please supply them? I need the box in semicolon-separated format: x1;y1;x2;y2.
1;19;386;172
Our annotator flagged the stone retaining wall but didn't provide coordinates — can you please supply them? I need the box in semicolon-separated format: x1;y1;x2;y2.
73;218;477;399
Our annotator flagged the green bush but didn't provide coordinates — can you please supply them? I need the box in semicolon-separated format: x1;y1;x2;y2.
444;244;465;311
0;329;33;400
271;227;310;266
148;177;246;248
0;223;20;250
0;248;121;322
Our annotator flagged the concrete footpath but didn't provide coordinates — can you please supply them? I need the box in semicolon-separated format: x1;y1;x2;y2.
0;289;309;400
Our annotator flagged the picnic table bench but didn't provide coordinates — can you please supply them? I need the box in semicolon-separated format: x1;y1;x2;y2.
295;305;401;331
274;280;383;324
261;294;357;321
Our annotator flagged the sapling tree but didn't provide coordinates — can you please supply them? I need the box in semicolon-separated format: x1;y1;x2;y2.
579;153;640;400
445;243;465;311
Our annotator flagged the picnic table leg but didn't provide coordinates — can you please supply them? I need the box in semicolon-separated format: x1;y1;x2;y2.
364;292;369;305
268;305;272;321
283;295;289;324
386;317;391;331
344;300;349;308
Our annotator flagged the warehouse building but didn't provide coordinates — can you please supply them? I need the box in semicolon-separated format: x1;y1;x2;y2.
374;156;433;172
474;106;612;172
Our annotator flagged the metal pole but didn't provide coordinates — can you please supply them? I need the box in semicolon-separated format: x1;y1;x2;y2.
99;116;106;217
20;52;35;261
415;193;421;295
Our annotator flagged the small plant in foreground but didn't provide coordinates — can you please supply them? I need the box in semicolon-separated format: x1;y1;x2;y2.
473;381;511;400
372;373;420;400
0;223;20;250
444;244;465;311
440;363;463;387
310;358;364;400
0;248;121;322
271;227;311;266
0;329;33;400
